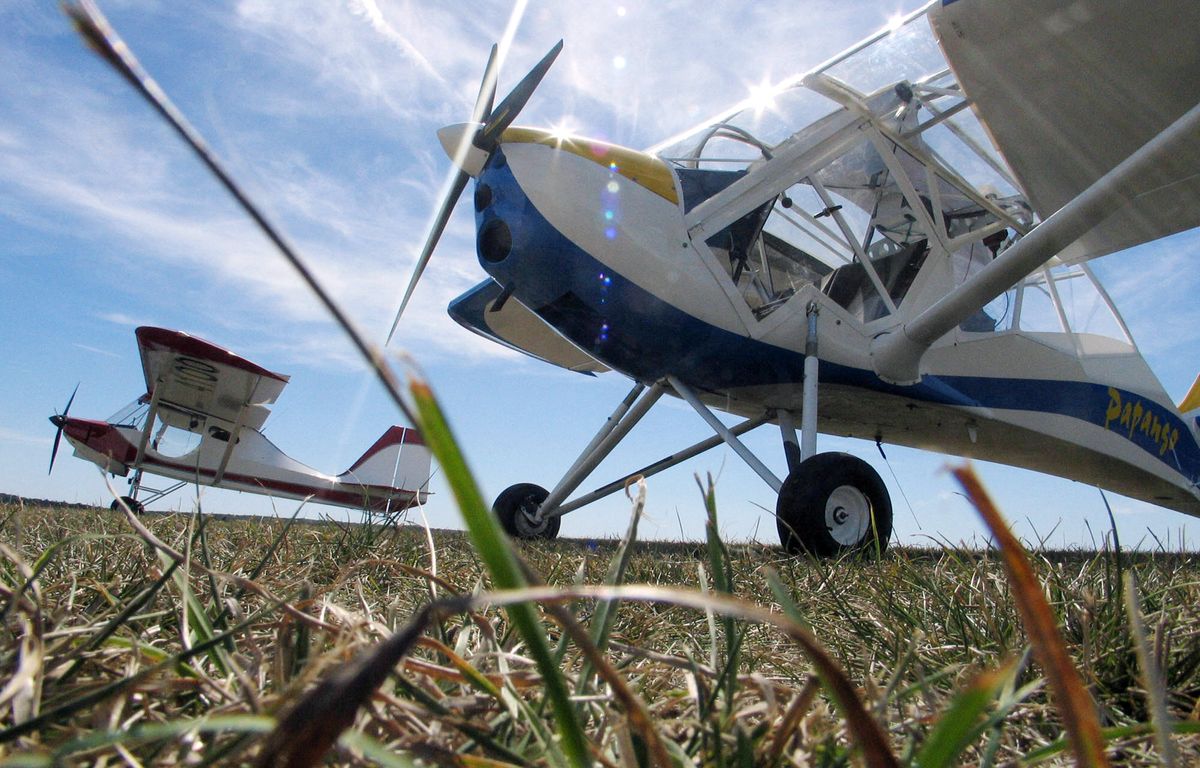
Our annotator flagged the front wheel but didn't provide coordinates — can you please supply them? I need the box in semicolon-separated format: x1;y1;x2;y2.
776;453;891;557
493;483;560;540
111;496;145;516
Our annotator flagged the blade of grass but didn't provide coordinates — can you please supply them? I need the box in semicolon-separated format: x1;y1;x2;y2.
912;659;1015;768
578;477;646;685
1021;721;1200;765
408;377;589;768
39;714;275;765
61;0;417;430
762;569;899;767
697;474;743;718
952;465;1109;767
1122;571;1177;767
161;541;229;677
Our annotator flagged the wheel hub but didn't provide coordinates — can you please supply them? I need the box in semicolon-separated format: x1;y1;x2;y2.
514;497;551;537
825;485;871;546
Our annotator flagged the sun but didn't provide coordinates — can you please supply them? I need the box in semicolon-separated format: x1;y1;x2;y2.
747;76;777;118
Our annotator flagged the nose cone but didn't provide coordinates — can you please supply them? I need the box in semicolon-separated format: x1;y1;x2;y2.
49;414;65;429
437;122;490;177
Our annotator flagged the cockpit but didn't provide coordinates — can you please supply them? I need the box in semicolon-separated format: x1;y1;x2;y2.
652;5;1134;353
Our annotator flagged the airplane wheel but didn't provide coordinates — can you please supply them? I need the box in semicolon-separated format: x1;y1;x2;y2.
493;483;560;540
110;496;145;516
776;453;891;557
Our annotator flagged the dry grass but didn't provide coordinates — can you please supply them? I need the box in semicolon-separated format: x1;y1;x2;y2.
2;493;1198;766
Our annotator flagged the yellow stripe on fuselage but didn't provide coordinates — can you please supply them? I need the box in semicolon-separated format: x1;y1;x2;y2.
500;127;679;204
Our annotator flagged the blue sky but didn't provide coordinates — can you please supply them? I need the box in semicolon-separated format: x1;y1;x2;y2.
3;0;1199;550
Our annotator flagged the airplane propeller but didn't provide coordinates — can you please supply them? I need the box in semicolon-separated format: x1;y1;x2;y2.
386;40;564;344
48;383;79;475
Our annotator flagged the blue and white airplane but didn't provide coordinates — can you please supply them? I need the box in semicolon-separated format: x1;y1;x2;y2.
390;0;1200;555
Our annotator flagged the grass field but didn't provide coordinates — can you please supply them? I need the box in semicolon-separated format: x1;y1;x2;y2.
2;478;1198;767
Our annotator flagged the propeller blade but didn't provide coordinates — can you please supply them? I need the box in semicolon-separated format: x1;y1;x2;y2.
386;41;562;344
49;425;64;475
48;383;79;475
386;169;471;344
476;39;563;150
471;44;499;125
64;382;78;416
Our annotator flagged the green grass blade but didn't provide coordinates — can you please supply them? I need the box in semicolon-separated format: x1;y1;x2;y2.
913;660;1014;768
585;480;645;656
337;730;419;767
410;378;590;768
159;548;228;677
1021;721;1200;765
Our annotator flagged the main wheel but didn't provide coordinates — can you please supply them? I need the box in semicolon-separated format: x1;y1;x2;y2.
776;452;891;557
493;483;561;540
110;496;145;516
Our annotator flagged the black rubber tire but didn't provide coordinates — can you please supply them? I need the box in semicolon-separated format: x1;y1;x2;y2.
776;452;892;557
493;483;560;540
110;496;145;516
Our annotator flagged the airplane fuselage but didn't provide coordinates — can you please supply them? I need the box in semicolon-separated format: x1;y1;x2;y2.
57;417;422;512
467;135;1200;517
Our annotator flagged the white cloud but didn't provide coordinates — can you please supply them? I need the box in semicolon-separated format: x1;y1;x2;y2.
72;343;122;359
0;427;50;447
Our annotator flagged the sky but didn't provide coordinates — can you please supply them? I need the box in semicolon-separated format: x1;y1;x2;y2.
3;0;1199;550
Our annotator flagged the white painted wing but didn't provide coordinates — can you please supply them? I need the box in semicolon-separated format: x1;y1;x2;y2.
136;326;289;432
931;0;1200;263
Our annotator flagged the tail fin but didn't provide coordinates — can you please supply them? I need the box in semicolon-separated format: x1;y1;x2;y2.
1179;373;1200;413
339;426;431;495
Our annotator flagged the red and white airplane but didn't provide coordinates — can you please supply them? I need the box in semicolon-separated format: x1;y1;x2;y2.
49;326;431;515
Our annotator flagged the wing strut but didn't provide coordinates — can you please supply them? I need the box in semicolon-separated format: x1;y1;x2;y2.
872;100;1200;384
133;379;167;471
213;376;260;485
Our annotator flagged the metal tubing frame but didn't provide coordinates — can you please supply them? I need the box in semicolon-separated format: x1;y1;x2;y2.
555;412;773;516
135;479;188;506
540;382;665;519
872;99;1200;383
801;303;820;461
777;409;801;473
559;382;645;484
667;376;783;492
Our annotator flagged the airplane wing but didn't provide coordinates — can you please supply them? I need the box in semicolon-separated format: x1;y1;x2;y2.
447;280;610;375
136;326;289;433
931;0;1200;264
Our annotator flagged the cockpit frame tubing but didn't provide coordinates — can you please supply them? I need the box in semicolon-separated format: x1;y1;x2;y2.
808;174;898;314
872;99;1200;383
